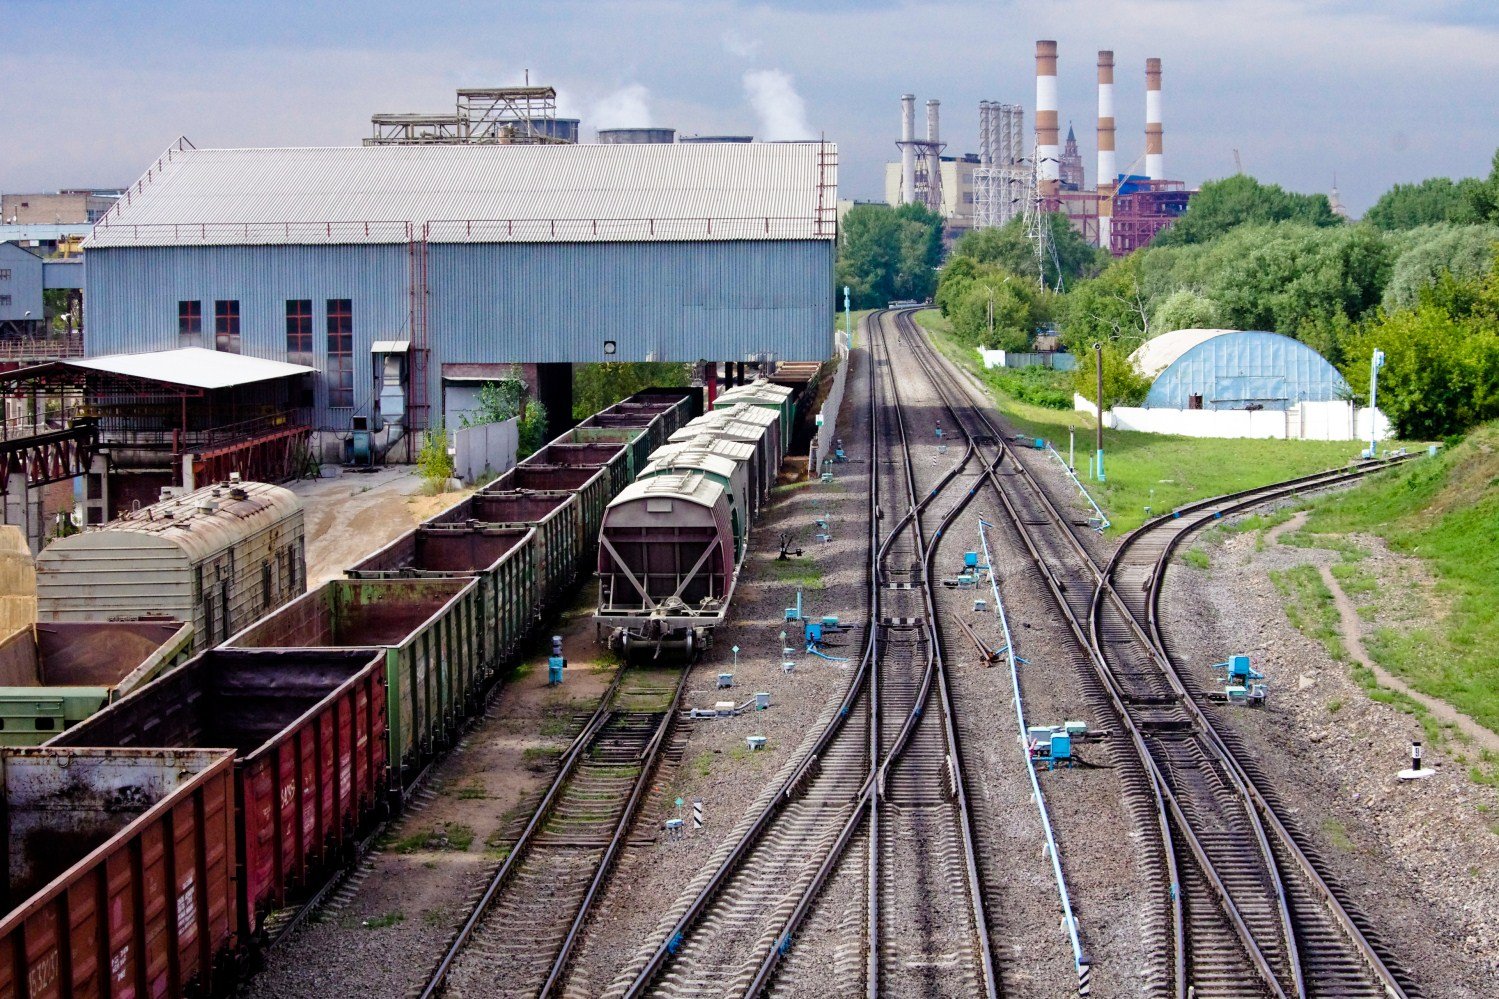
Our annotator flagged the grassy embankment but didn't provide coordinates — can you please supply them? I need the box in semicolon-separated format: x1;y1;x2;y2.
914;308;1388;533
1287;423;1499;780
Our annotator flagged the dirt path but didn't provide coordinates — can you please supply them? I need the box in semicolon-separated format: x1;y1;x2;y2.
1315;562;1499;754
1270;511;1499;753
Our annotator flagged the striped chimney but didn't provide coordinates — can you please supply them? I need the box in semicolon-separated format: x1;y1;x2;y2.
1097;50;1116;250
900;94;916;204
1035;40;1060;204
1146;57;1164;180
926;99;943;213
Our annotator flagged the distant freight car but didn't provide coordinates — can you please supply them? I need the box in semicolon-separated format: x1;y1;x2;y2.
36;480;305;652
0;620;193;744
225;577;483;795
51;648;387;940
349;523;539;668
0;746;237;997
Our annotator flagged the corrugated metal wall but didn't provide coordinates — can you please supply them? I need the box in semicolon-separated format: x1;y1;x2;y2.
86;244;409;429
1145;330;1350;411
86;239;833;430
0;244;45;321
426;240;832;363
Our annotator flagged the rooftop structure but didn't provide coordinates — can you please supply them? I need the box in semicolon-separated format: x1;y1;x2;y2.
88;141;834;246
367;86;577;146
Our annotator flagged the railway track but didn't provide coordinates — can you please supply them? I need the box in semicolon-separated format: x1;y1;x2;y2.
419;666;688;998
610;310;998;997
893;306;1422;998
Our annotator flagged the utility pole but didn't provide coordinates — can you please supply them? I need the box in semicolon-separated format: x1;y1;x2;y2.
987;288;994;343
1367;348;1385;459
843;285;852;350
1094;341;1106;481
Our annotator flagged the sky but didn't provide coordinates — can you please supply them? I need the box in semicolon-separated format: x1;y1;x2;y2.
3;0;1497;215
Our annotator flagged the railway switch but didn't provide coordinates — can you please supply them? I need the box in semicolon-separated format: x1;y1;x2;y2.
717;673;733;689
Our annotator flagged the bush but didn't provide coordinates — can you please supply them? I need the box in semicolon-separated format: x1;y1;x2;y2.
418;421;454;487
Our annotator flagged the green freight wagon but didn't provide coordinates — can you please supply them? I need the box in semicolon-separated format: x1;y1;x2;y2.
0;621;193;744
224;577;483;799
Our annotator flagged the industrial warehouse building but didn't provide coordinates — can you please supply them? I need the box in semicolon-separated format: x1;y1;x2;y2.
83;140;837;460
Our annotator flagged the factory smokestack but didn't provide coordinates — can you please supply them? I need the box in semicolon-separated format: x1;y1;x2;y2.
900;94;916;205
1035;40;1060;206
926;98;943;213
1097;50;1116;251
1146;57;1164;181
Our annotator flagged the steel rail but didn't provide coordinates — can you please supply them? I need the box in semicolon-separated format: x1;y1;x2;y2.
538;665;692;996
743;309;998;998
899;307;1416;997
418;666;629;998
1125;467;1417;997
620;308;892;997
903;309;1305;994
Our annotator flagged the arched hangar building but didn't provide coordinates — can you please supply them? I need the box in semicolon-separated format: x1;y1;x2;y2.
1131;328;1351;411
82;140;838;457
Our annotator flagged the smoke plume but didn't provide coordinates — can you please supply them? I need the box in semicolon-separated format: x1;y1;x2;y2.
742;69;812;140
591;84;652;129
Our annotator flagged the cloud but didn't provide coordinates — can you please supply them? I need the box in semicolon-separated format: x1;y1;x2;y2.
721;31;760;59
742;69;813;140
590;84;652;129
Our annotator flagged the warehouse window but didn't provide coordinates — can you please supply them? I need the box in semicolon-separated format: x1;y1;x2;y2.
214;299;241;353
285;299;313;359
0;295;10;308
327;298;353;407
178;300;202;336
0;269;10;280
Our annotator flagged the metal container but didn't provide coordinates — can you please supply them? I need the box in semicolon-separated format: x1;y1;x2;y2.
36;481;305;652
529;441;630;499
429;490;580;609
349;524;538;668
0;746;237;997
558;425;655;478
51;648;387;939
0;620;193;745
494;464;610;563
224;578;481;796
640;450;750;559
714;380;795;442
596;127;677;144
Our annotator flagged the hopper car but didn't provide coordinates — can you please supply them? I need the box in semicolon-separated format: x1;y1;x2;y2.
596;382;798;658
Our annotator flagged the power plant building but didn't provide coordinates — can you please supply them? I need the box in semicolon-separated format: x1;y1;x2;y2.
82;139;838;458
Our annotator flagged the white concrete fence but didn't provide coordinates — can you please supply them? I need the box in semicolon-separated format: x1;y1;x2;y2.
810;331;852;473
1073;395;1392;442
452;417;518;483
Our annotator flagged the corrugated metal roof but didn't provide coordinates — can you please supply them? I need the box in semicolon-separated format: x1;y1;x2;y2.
610;472;724;509
39;481;301;567
68;347;314;389
87;142;837;248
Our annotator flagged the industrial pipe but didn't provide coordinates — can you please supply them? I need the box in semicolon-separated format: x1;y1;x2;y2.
1146;57;1163;181
1035;40;1060;205
1097;50;1116;250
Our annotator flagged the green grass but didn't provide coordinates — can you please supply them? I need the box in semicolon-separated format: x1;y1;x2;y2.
1181;547;1211;571
362;911;404;930
1271;566;1345;662
916;309;1382;533
1297;423;1499;737
1271;564;1447;743
762;556;825;592
1321;817;1356;852
387;823;475;853
1279;531;1369;562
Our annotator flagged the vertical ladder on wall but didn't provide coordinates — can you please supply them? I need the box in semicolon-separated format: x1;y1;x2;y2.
408;227;431;449
815;141;839;238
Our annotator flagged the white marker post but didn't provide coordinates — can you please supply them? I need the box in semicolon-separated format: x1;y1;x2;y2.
1398;740;1434;780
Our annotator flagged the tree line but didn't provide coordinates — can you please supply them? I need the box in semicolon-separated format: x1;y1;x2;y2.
903;152;1499;437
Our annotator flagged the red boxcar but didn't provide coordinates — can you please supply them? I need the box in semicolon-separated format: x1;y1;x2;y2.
0;746;237;998
50;648;387;941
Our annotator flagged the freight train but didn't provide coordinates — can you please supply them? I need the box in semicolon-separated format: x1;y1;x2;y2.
594;379;795;658
0;387;697;997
